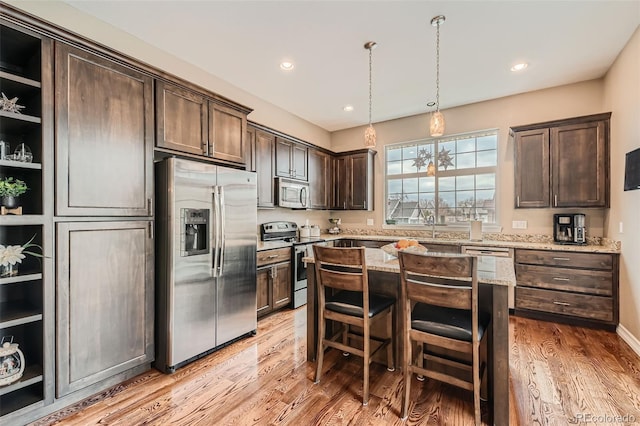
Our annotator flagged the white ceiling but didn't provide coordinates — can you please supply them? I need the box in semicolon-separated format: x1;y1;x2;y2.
64;0;639;132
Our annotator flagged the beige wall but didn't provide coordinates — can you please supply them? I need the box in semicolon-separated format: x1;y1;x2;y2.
331;80;607;235
604;27;640;341
5;0;332;149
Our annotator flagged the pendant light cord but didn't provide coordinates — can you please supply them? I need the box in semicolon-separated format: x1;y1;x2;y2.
435;19;440;113
368;46;373;126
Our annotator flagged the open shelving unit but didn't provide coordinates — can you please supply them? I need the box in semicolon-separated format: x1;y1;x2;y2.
0;19;52;420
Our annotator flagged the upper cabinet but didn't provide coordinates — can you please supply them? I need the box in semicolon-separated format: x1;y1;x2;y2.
275;136;308;181
308;148;331;209
156;80;249;166
254;126;276;208
332;149;375;211
512;113;610;208
55;42;154;217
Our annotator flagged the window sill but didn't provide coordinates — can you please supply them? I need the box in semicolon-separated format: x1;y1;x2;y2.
381;223;503;233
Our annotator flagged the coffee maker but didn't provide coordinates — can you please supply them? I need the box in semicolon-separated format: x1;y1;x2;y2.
553;213;586;245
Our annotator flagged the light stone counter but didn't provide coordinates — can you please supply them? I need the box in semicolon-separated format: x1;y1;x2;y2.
303;247;516;287
318;233;620;254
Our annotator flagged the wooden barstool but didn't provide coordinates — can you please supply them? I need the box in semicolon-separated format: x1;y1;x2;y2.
313;245;396;405
398;252;490;425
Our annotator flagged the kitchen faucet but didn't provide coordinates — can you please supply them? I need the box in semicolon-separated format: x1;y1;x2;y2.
427;215;437;239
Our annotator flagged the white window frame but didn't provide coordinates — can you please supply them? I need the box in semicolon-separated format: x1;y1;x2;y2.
383;129;501;231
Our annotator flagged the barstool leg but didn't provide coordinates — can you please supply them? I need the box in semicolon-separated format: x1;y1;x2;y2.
363;320;370;405
314;310;325;384
402;327;411;419
386;306;395;371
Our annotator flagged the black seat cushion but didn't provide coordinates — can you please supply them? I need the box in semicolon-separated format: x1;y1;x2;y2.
325;290;395;318
411;303;491;342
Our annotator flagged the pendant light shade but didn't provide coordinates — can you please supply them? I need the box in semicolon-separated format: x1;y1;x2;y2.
426;160;436;177
430;110;445;137
364;124;376;148
364;41;377;148
429;15;445;137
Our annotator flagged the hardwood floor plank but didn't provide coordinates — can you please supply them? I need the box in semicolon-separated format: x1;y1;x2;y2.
31;311;640;426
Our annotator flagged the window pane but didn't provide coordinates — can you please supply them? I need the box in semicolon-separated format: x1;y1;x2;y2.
387;160;402;175
440;140;456;154
456;152;475;169
476;173;495;189
419;193;435;209
418;176;435;192
402;145;417;159
477;135;497;150
477;149;497;167
388;179;402;195
456;175;475;190
439;176;455;191
457;137;475;153
402;159;418;174
387;146;402;161
440;191;455;208
403;178;419;193
456;191;475;207
476;189;495;205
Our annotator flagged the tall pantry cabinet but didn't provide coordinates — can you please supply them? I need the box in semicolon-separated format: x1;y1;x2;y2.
54;43;154;397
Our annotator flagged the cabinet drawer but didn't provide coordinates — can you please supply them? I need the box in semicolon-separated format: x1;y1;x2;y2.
516;287;612;322
257;247;291;267
515;249;612;270
515;264;612;296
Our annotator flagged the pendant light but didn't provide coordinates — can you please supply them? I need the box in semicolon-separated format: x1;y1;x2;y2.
364;41;377;148
429;15;445;137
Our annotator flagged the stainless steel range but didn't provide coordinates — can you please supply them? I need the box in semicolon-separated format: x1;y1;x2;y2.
260;221;325;308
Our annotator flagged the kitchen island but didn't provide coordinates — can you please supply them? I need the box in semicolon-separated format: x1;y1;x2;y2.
305;248;515;425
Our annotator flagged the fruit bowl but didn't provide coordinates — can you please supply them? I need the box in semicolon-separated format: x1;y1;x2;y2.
381;240;428;257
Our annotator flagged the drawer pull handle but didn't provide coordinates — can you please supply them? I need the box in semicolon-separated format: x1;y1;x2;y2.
553;301;571;306
267;254;279;259
552;257;571;261
553;277;570;281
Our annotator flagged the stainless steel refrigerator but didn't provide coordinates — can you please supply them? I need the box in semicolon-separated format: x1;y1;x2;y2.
155;157;257;373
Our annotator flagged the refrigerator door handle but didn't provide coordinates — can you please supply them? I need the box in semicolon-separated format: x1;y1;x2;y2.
218;186;226;276
212;186;221;277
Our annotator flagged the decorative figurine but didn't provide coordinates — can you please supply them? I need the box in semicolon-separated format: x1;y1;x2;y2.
0;92;25;114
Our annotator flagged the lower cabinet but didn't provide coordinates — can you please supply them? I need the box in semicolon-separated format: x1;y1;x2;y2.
256;247;291;318
514;249;619;329
55;221;154;397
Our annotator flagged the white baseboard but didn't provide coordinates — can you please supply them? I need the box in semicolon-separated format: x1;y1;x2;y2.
617;324;640;357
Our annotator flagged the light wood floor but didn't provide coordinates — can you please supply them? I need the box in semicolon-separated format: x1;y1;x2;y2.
32;309;640;425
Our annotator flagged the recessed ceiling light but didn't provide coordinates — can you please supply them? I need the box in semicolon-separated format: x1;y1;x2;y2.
280;61;294;71
511;62;528;72
343;105;354;112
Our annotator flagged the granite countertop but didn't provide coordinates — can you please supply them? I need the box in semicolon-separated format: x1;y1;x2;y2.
303;247;516;287
317;233;620;254
257;233;620;254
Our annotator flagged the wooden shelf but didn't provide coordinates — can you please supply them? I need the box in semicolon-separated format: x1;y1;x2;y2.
0;70;40;88
0;302;42;329
0;215;44;225
0;365;43;397
0;273;42;286
0;159;42;170
0;110;40;124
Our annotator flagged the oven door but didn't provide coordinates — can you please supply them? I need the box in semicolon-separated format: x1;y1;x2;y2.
293;241;326;308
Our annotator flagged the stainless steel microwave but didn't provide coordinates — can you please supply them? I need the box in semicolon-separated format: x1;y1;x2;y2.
275;177;310;209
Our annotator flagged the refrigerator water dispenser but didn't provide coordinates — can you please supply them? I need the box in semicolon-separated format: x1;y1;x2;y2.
181;208;209;256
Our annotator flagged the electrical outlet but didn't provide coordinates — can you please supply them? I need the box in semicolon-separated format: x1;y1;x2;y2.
367;218;374;226
512;220;527;229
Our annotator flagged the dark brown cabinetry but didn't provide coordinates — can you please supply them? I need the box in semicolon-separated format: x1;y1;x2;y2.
253;126;276;208
256;247;291;317
514;249;619;329
0;20;53;420
55;42;154;217
512;113;610;208
276;137;308;181
331;149;375;210
308;148;331;209
156;81;248;166
55;221;154;397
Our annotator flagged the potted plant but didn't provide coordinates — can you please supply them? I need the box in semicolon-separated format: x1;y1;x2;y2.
0;234;42;277
0;177;28;209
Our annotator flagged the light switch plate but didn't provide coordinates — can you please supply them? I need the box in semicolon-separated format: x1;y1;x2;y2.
512;220;527;229
367;218;374;226
619;221;624;233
